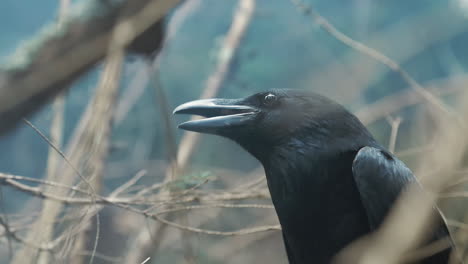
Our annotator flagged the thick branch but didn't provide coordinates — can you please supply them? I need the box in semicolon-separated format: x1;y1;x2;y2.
0;0;175;135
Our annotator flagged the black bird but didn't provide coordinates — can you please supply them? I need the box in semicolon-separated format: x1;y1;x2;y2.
174;89;454;263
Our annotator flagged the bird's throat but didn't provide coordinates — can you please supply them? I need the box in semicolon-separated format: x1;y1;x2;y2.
263;150;371;263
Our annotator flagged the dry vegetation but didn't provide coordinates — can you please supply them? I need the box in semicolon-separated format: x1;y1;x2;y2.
0;0;467;263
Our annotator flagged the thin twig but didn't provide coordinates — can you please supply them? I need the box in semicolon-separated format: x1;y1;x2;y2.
22;119;90;188
126;0;257;262
109;170;147;198
386;116;402;153
151;213;280;236
290;0;456;120
141;257;151;264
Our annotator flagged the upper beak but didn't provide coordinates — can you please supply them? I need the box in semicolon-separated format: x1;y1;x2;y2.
173;98;257;133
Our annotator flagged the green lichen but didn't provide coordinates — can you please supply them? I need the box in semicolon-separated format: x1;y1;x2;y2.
1;0;126;71
168;171;215;190
1;23;65;71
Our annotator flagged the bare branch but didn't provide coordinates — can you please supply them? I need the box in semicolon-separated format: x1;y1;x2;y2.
125;0;257;262
290;0;456;121
386;116;402;153
355;75;466;125
0;0;175;135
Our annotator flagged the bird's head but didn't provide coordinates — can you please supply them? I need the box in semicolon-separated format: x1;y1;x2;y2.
174;89;373;162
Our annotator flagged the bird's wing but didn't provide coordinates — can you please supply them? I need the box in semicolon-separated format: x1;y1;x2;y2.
352;146;455;262
351;146;415;229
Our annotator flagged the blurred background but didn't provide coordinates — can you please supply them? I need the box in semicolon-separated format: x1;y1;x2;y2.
1;0;468;263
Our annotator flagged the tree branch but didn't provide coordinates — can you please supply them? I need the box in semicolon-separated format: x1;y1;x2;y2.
0;0;176;135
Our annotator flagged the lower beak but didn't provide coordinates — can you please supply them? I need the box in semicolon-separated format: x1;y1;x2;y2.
173;98;256;133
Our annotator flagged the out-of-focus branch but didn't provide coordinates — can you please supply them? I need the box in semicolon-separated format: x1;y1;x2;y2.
122;0;203;260
0;172;277;235
140;65;189;263
386;116;402;153
71;43;125;264
287;2;467;260
290;0;457;121
335;91;468;264
207;214;279;261
168;0;256;257
150;66;179;175
0;172;270;206
309;4;467;105
11;1;70;262
356;74;467;125
176;0;256;172
125;0;257;262
5;1;173;262
0;0;175;135
113;62;150;125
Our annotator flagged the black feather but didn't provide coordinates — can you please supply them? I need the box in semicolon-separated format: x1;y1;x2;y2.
174;89;455;263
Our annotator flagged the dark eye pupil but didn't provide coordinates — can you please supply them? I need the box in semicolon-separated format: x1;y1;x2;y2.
264;94;276;105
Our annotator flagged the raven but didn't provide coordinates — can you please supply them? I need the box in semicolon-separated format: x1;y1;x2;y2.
174;89;454;263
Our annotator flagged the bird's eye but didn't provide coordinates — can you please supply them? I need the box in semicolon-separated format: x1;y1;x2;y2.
263;93;277;106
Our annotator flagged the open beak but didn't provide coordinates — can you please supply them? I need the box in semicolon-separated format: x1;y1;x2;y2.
173;98;257;134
